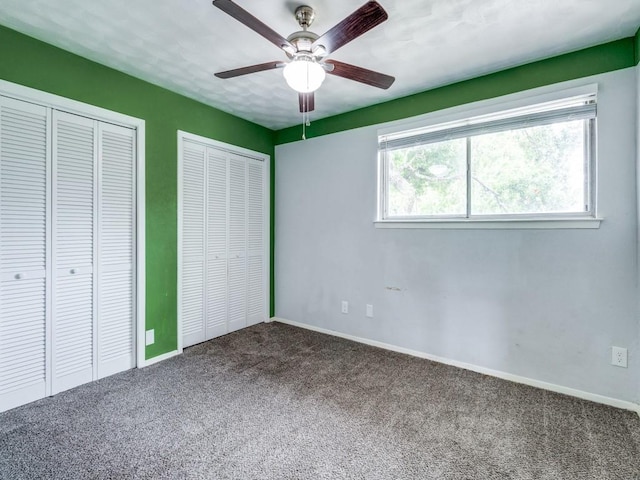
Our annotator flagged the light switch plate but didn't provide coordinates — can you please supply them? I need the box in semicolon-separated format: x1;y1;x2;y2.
146;329;155;346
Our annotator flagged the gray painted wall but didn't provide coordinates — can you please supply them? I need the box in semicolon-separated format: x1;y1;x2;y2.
275;67;639;403
636;63;640;404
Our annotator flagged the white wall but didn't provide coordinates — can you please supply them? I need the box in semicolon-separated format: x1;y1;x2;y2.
275;67;639;404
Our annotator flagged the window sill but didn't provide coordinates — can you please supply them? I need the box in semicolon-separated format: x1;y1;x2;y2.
374;218;602;230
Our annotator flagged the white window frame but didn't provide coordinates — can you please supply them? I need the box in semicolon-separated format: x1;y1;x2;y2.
375;83;602;229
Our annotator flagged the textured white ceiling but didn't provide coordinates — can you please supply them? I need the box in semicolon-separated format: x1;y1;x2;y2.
1;0;639;130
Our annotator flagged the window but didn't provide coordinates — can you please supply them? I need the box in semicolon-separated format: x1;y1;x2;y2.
378;93;597;225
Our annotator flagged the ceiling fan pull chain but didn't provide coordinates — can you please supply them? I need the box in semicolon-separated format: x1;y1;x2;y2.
302;98;312;140
302;113;306;140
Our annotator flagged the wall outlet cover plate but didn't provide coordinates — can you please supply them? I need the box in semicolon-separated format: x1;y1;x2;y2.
611;346;627;368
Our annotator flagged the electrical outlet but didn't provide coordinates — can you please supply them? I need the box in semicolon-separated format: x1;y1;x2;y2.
366;304;373;318
341;301;349;314
611;346;627;368
145;329;155;346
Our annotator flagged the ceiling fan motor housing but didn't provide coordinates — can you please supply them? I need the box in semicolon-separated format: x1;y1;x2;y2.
286;30;319;58
295;6;316;29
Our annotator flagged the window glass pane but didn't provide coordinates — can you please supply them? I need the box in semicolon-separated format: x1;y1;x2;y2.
387;138;467;217
470;120;587;215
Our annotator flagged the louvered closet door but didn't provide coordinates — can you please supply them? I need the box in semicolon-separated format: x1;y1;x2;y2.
97;123;135;378
0;98;49;412
181;140;206;348
227;154;246;333
205;148;227;339
51;111;96;395
246;158;265;326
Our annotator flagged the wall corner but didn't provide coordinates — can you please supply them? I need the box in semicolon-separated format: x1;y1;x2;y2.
635;26;640;65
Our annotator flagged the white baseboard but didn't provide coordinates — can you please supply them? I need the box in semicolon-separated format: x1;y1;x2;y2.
138;350;179;368
272;317;640;415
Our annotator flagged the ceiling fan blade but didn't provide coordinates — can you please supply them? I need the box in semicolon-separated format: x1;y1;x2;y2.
215;61;284;79
312;1;388;55
212;0;293;52
325;60;395;89
299;92;315;113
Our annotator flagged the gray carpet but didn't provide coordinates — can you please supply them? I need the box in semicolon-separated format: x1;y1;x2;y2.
0;323;639;479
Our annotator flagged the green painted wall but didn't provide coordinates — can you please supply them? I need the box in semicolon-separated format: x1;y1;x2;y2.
0;25;275;359
275;37;636;144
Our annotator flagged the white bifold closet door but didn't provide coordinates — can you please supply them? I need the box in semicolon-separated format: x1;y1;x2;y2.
227;155;246;333
180;138;266;349
181;141;206;347
246;158;265;327
0;100;136;412
206;148;228;339
52;112;136;394
97;123;136;379
0;97;50;411
51;111;96;394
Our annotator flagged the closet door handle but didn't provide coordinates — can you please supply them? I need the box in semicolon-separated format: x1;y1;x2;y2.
70;269;76;274
14;273;22;280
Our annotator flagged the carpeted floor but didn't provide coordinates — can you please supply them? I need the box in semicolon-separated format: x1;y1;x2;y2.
0;323;639;479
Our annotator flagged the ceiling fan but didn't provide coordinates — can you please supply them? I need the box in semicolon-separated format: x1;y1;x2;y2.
212;0;395;116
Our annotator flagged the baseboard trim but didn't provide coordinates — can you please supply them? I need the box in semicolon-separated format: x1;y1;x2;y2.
139;350;179;368
272;317;640;414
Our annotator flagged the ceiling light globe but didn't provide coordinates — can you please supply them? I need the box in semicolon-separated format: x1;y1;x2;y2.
283;59;326;93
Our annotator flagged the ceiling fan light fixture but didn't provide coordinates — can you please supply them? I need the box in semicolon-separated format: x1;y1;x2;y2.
283;57;326;93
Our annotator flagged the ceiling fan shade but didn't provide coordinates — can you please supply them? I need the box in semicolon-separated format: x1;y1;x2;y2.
325;60;395;89
283;57;326;93
214;61;284;79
